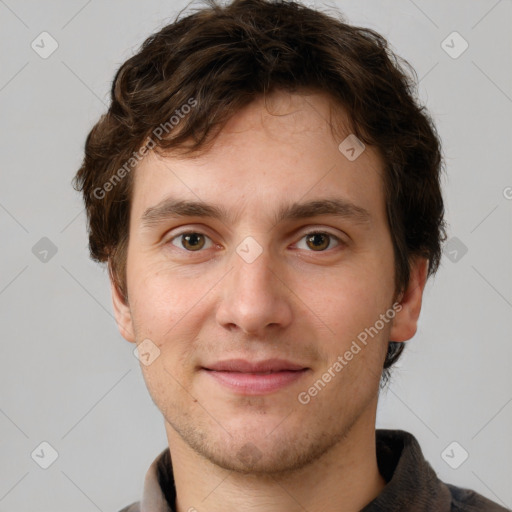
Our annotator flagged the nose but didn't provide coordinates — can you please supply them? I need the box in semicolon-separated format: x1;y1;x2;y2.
215;245;293;337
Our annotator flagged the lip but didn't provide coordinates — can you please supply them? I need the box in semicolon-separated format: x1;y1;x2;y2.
201;359;309;395
204;358;307;373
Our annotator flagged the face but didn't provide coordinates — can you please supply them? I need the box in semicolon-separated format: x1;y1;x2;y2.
112;90;425;475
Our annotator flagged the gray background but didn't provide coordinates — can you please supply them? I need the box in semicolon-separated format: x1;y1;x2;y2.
1;0;511;510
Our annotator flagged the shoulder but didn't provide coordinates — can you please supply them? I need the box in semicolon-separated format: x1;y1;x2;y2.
447;483;510;511
117;501;141;512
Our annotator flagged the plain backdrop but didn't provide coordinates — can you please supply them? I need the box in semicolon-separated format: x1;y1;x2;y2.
1;0;511;510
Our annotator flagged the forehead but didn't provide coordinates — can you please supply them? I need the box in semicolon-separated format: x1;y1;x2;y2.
130;90;386;225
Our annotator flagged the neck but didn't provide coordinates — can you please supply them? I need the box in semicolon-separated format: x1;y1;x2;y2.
166;406;386;512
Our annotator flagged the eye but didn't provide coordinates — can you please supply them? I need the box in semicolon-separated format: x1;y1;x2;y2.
296;232;341;252
170;232;213;251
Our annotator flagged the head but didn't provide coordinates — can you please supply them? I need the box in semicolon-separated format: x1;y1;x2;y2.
74;0;445;474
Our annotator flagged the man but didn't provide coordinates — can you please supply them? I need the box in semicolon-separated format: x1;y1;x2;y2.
73;0;508;510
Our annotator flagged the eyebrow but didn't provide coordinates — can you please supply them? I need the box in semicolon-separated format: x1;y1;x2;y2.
140;196;371;229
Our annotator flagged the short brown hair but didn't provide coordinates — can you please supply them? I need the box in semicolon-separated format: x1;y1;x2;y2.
73;0;446;383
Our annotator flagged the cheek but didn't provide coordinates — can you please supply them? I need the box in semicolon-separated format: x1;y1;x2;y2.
127;260;193;340
299;259;394;368
310;267;390;325
127;260;216;373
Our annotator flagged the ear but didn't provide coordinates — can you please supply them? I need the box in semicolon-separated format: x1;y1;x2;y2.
389;257;429;343
109;264;136;343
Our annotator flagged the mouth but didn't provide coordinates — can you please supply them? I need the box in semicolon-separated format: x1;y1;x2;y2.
200;359;310;395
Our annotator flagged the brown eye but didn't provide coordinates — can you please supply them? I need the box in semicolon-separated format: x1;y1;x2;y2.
306;233;329;251
299;232;340;252
171;232;211;251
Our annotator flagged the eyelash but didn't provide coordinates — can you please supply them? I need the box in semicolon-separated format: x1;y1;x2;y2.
167;230;344;253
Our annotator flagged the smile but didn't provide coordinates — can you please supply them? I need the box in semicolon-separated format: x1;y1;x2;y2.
201;359;310;395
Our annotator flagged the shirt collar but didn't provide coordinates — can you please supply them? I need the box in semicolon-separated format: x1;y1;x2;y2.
140;446;175;512
139;429;452;512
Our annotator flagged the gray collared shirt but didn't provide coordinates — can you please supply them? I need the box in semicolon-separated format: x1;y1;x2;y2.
119;429;509;512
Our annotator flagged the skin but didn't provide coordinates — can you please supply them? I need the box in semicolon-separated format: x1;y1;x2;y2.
111;90;428;512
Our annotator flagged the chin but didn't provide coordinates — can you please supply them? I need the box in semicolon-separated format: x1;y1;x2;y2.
173;417;349;476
